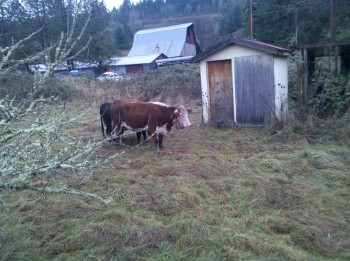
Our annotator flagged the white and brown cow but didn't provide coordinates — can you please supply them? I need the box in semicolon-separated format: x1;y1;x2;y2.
110;100;191;150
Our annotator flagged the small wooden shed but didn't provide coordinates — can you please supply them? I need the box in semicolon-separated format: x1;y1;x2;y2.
193;37;290;126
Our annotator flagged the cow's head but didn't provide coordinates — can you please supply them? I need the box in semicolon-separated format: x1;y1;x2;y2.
172;105;192;129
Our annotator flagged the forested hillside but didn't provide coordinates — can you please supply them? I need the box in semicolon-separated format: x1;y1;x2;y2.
1;0;349;68
112;0;350;50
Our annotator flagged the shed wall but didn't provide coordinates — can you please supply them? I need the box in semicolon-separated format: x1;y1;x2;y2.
200;45;288;125
126;64;143;73
186;28;196;45
234;55;275;126
274;57;288;118
181;43;197;57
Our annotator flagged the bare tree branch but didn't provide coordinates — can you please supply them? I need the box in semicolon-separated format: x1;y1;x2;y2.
0;1;118;204
0;26;46;70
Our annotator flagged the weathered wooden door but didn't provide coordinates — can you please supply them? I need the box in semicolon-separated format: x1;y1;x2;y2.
208;60;234;124
234;55;275;126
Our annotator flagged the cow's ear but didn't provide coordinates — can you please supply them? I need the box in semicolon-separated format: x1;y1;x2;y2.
172;109;179;119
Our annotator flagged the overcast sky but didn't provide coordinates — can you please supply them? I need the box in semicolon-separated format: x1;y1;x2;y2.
104;0;141;10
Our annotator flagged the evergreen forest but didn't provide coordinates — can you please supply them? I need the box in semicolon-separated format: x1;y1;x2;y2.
1;0;349;68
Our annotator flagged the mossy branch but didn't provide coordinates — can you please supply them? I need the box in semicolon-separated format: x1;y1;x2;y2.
0;105;124;204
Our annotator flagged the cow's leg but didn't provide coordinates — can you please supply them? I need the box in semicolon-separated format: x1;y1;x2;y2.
136;132;141;145
158;134;164;150
106;124;113;142
112;120;123;144
135;130;147;145
153;134;160;151
118;127;126;145
152;133;164;151
148;126;159;151
106;124;112;137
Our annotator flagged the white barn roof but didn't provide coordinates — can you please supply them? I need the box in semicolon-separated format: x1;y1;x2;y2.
128;23;193;58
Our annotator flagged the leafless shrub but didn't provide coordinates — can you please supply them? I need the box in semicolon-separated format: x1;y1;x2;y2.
0;2;117;204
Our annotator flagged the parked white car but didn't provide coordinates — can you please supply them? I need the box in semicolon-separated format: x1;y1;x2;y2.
96;72;123;81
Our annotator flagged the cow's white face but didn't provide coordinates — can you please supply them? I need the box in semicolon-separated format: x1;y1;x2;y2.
174;105;192;128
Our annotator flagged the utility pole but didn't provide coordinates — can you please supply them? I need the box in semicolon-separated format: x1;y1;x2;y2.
330;0;338;75
295;7;298;45
330;0;337;42
248;0;253;38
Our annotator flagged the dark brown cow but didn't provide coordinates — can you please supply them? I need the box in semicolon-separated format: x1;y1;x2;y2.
110;100;192;150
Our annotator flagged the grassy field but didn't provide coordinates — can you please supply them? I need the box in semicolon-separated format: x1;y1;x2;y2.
1;65;350;260
1;93;349;260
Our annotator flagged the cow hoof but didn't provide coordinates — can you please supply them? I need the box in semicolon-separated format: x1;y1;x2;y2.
155;145;164;151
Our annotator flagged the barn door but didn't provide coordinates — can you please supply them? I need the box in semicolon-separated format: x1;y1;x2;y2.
234;55;275;126
208;60;234;124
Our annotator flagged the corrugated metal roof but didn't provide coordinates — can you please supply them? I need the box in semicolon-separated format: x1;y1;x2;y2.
110;54;166;66
230;37;290;55
136;23;193;35
128;23;193;58
298;40;350;56
193;36;290;62
298;39;350;49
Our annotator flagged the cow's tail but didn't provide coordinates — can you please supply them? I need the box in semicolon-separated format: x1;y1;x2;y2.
101;116;105;138
100;103;109;138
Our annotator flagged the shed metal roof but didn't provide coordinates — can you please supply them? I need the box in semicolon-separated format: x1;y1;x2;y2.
193;36;290;62
298;40;350;56
128;23;193;58
298;39;350;49
110;54;166;66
